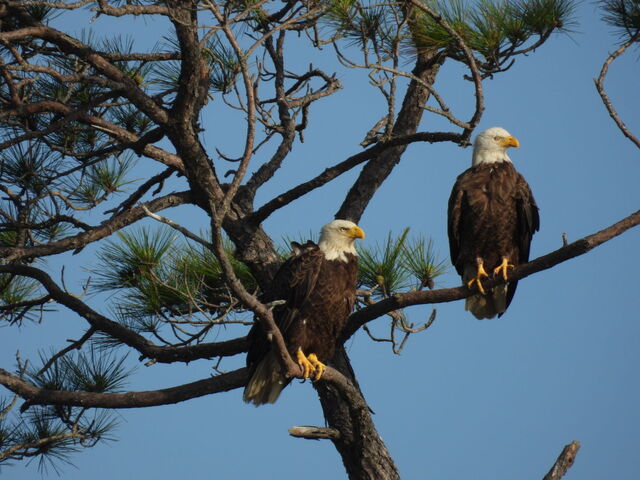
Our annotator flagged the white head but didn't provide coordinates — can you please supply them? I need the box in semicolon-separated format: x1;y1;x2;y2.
318;219;365;262
472;127;520;167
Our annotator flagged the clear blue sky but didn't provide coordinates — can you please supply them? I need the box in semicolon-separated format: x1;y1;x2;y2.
2;2;639;479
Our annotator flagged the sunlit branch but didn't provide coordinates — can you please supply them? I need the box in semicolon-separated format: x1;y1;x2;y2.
342;209;640;340
208;200;301;378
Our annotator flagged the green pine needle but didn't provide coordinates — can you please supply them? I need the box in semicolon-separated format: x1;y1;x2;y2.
358;228;412;297
400;235;448;290
600;0;640;41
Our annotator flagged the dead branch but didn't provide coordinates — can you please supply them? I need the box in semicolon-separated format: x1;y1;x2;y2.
288;426;341;441
594;33;640;150
543;441;581;480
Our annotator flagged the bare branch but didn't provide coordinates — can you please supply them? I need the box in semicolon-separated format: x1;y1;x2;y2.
289;426;341;441
37;327;97;376
594;32;640;149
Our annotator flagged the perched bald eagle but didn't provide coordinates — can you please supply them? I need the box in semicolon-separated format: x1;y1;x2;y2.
243;219;365;405
448;127;539;319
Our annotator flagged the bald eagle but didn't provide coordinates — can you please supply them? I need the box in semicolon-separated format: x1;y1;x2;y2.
243;219;365;405
448;127;539;319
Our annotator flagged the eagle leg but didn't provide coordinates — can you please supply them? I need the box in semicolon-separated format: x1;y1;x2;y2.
307;353;326;381
467;261;489;295
296;348;316;380
493;257;514;281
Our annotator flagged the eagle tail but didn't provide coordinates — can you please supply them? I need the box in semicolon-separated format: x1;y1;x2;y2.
465;284;508;319
243;351;289;405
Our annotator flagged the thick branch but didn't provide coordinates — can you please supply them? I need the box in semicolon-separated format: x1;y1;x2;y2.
0;263;248;362
251;131;459;224
0;367;248;409
315;351;400;480
343;209;640;339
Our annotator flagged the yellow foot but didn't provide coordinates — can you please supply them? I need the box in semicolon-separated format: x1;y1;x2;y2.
493;257;514;281
467;262;490;295
307;353;326;381
296;348;315;379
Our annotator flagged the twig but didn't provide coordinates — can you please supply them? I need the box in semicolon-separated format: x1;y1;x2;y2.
141;204;212;249
37;327;97;375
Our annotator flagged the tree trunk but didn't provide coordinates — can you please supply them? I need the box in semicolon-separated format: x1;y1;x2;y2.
336;51;445;223
315;346;400;480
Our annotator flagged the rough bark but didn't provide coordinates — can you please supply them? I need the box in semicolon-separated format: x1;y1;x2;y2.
316;347;400;480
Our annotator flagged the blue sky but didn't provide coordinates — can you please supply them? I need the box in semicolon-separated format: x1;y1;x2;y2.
2;1;639;479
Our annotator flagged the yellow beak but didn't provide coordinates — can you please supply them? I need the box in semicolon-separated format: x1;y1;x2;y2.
349;225;365;240
500;135;520;148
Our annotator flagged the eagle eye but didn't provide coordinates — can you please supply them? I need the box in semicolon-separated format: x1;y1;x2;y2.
493;135;502;142
339;227;348;231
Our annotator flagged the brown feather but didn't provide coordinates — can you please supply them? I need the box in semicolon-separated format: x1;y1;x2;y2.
448;162;539;319
244;242;358;405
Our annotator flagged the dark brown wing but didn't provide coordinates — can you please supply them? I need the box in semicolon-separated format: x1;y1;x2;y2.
447;174;466;276
502;172;540;313
246;242;324;370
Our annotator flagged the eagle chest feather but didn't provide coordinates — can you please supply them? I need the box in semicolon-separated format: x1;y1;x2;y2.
287;255;357;361
450;162;531;273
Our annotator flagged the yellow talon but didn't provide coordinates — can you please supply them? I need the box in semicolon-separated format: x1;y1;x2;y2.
493;257;514;281
307;353;326;381
296;348;315;379
467;262;489;295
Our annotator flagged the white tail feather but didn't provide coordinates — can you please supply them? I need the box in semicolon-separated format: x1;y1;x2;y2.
465;284;508;319
243;351;288;405
463;265;508;319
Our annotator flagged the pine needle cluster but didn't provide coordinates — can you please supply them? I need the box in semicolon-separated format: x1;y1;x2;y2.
600;0;640;41
93;226;256;343
357;228;448;298
0;347;126;472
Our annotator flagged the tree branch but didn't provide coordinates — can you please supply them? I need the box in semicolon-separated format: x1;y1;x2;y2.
0;191;191;263
250;131;460;224
342;209;640;340
594;33;640;150
288;426;341;441
543;441;581;480
0;367;248;410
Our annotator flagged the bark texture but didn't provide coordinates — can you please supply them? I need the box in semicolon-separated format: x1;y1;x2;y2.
316;347;400;480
